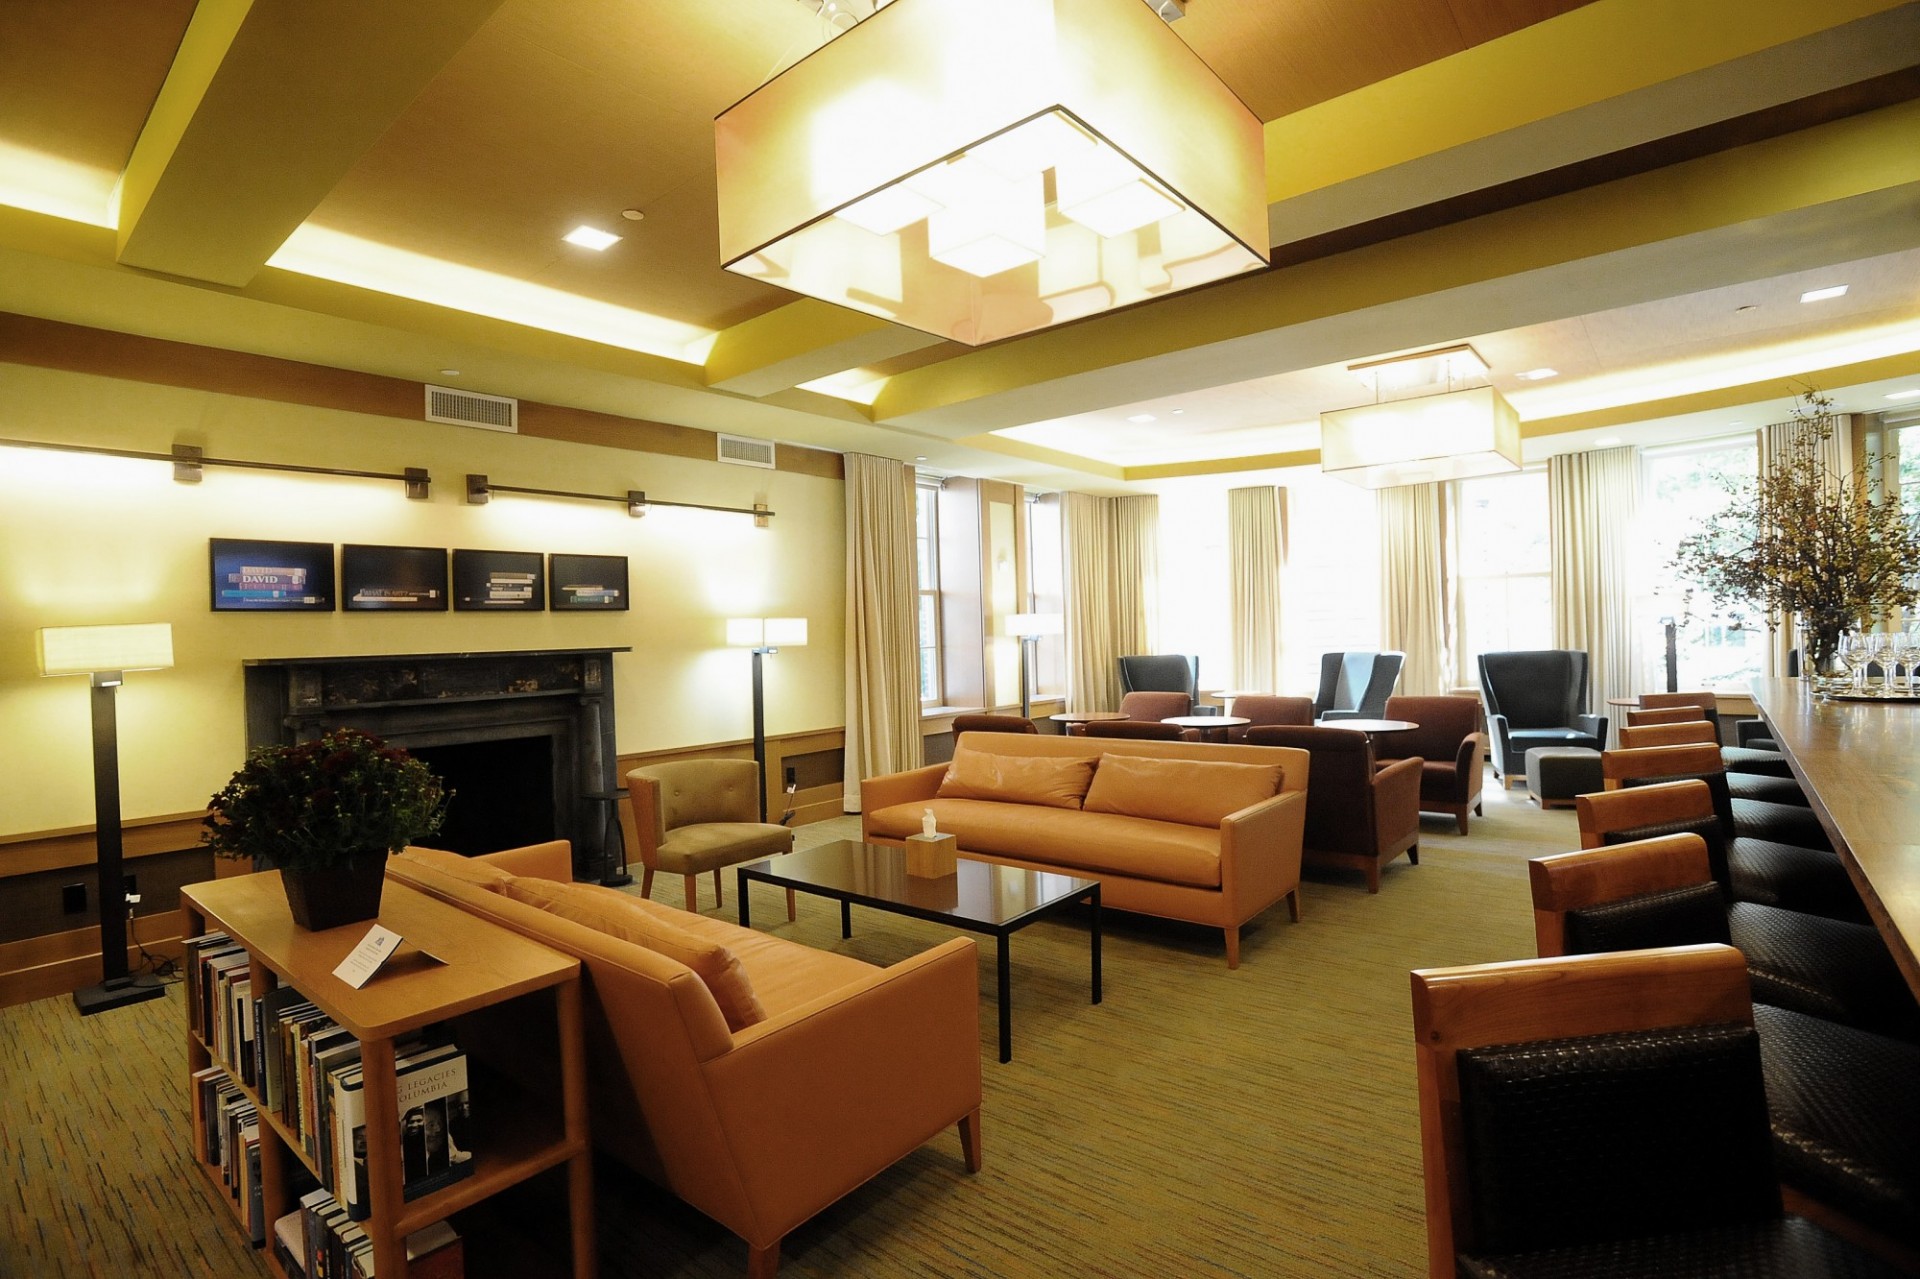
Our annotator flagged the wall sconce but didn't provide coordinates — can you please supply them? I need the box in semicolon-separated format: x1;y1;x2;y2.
468;474;773;523
0;437;430;498
728;617;809;820
36;622;175;1015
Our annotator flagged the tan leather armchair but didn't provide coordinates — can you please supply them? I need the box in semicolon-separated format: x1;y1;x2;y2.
628;760;795;917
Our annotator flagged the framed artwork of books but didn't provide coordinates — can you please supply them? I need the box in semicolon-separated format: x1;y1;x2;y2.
452;549;545;612
342;544;449;612
209;538;336;611
548;553;629;611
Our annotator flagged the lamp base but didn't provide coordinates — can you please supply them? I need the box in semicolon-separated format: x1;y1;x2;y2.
73;972;166;1016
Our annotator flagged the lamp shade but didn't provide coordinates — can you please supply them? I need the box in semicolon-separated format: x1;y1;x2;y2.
728;617;809;647
1319;385;1522;489
36;623;174;676
715;0;1267;345
1006;612;1063;637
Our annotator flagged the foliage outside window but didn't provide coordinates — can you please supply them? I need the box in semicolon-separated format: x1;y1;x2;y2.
1671;391;1920;674
1638;438;1764;688
1454;470;1551;687
915;480;945;707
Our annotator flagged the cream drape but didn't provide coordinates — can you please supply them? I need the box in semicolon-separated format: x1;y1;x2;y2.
1379;483;1451;696
1228;486;1284;692
842;453;923;810
1062;492;1157;709
1549;446;1639;709
1757;414;1858;677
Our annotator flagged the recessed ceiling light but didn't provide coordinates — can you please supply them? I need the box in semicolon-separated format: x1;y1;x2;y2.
1594;436;1623;447
914;455;929;461
1735;304;1758;313
1171;409;1184;415
1887;390;1920;402
1727;421;1747;427
1126;413;1156;423
438;369;460;377
563;225;621;251
619;208;646;222
1515;368;1558;381
1800;284;1848;303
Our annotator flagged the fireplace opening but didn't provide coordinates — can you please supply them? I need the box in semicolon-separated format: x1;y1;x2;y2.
410;736;557;856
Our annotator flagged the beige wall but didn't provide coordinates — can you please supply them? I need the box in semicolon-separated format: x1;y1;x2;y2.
0;362;846;838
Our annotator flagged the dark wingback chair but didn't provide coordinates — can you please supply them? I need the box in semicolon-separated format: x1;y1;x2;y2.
1117;654;1199;701
1244;724;1422;892
1313;651;1404;721
1477;649;1606;786
1376;695;1486;835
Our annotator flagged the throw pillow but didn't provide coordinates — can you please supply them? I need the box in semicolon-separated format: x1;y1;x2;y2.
1083;754;1283;827
936;747;1096;809
397;845;514;890
501;879;765;1031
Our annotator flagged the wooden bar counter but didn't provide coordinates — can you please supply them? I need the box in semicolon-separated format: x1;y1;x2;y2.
1750;677;1920;998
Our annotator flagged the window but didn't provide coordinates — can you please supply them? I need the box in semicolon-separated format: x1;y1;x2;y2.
1454;470;1551;686
1279;475;1380;695
915;479;944;707
1156;484;1231;689
1024;494;1064;697
1892;422;1920;523
1637;437;1763;688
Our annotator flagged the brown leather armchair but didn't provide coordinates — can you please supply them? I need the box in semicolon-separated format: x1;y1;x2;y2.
627;760;795;917
1245;724;1423;892
1225;695;1313;743
1080;718;1190;741
950;713;1039;742
1117;690;1191;720
1377;695;1486;835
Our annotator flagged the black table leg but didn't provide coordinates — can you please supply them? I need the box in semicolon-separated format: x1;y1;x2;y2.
997;933;1012;1064
738;870;751;928
1089;885;1102;1005
841;900;852;939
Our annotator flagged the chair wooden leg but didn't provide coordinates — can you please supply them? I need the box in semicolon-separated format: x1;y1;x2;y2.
958;1107;983;1172
1456;811;1470;836
1366;862;1382;893
683;875;699;912
713;868;725;908
1224;926;1241;969
640;867;654;899
747;1241;780;1279
785;886;796;922
1408;845;1419;866
1286;889;1301;922
1474;800;1484;815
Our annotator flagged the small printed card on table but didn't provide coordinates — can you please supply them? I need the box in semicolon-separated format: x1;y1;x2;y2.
333;924;405;989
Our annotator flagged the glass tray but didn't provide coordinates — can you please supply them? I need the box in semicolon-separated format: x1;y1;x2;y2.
1821;686;1920;703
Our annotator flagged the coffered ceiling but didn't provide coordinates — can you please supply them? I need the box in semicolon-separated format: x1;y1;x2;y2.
1;0;1918;492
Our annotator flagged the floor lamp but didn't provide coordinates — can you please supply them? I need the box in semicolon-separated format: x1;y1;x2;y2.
36;623;174;1016
728;617;807;822
1006;613;1063;720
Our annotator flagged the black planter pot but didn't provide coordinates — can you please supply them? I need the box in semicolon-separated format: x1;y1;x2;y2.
280;854;388;931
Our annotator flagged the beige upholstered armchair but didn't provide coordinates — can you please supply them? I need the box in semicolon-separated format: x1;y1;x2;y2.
627;760;795;917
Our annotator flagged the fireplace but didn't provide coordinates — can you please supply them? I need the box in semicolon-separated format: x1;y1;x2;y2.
243;648;629;878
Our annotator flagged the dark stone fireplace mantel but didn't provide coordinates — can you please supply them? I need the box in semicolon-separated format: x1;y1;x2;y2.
242;648;631;876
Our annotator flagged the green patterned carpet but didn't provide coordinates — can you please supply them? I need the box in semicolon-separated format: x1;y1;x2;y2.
1;775;1573;1278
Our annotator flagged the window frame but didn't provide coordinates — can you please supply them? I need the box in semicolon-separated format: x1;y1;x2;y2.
1451;466;1552;689
915;478;946;709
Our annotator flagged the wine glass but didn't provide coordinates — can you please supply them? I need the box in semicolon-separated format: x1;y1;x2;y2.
1836;631;1872;694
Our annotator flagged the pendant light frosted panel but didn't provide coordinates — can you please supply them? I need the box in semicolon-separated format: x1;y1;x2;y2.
1320;386;1523;489
715;0;1268;345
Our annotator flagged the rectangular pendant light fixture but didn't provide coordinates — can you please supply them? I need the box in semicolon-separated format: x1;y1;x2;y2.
715;0;1268;346
1320;385;1523;489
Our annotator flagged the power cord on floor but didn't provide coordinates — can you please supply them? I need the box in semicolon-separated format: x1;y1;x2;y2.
127;901;181;983
780;780;798;826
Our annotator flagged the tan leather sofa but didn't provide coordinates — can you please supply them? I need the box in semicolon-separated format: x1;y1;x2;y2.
387;840;982;1279
861;732;1310;968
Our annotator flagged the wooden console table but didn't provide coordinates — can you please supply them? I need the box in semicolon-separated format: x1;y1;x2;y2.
180;874;594;1278
1749;678;1920;999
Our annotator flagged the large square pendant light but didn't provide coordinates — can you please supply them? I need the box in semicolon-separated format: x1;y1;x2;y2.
715;0;1268;346
1320;385;1523;489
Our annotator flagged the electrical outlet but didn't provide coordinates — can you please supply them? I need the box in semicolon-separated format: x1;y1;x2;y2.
62;883;87;914
784;766;797;789
122;872;138;898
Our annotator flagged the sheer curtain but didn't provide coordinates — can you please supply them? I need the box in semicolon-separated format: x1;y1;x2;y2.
1758;414;1858;677
1549;445;1638;709
1229;486;1284;692
842;453;923;810
1062;492;1157;709
1379;483;1451;696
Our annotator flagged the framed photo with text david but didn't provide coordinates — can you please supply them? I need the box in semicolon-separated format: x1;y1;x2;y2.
209;538;336;611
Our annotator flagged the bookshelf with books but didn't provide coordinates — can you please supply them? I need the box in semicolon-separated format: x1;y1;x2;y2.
181;873;593;1279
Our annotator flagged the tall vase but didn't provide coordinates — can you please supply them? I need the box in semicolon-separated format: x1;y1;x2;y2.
1796;620;1845;683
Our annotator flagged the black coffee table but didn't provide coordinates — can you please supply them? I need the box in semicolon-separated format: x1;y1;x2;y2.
737;839;1101;1063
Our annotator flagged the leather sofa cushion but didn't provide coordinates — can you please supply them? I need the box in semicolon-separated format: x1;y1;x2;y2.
503;878;767;1031
869;798;1223;887
398;845;514;890
668;906;875;1018
937;746;1094;809
1083;754;1282;828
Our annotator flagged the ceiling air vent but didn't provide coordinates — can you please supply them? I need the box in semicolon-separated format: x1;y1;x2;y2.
717;433;776;469
425;385;518;433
